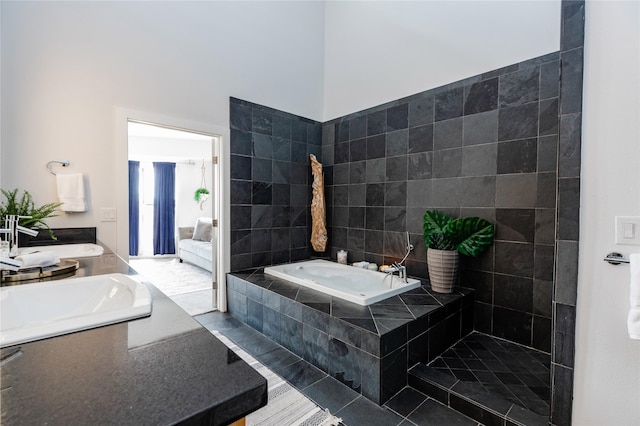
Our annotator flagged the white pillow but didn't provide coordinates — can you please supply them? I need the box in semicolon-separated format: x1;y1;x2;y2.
192;217;213;242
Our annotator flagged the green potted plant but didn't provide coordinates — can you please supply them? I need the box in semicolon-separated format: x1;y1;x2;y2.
0;188;62;239
423;210;495;293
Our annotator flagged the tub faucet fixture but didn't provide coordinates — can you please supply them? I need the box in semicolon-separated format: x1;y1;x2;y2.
386;232;414;283
390;262;407;282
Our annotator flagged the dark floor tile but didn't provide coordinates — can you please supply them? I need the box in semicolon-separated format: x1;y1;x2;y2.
279;359;327;389
254;346;301;372
507;403;549;426
530;386;550;402
236;331;282;357
444;357;467;370
463;359;487;371
451;369;479;382
453;346;477;359
384;387;428;417
220;322;263;344
451;381;513;415
336;396;404;426
450;394;505;426
409;364;458;389
484;383;518;403
495;371;523;386
194;312;243;332
473;371;502;386
301;376;360;414
483;358;511;373
408;372;450;405
408;398;477;426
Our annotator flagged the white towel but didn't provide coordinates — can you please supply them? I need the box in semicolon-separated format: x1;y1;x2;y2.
56;173;86;212
14;251;60;268
628;253;640;340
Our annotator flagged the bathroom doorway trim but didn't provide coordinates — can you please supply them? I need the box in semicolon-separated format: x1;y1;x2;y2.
115;107;231;311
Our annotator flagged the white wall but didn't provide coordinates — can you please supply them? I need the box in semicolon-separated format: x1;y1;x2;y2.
322;1;561;120
574;1;640;424
0;1;325;250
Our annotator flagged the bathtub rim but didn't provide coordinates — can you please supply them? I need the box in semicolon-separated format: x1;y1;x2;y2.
264;259;421;306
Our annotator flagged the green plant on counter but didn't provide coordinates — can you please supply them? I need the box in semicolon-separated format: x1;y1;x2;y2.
0;188;62;239
423;210;495;257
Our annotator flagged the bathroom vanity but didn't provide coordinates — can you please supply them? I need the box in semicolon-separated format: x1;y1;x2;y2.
0;245;267;425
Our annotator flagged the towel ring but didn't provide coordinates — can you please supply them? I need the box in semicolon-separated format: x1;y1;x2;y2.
603;252;630;265
47;160;70;175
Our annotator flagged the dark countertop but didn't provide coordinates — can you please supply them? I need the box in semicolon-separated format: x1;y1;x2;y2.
0;247;267;425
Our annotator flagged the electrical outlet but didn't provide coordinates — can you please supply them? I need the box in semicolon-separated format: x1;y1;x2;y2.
615;216;640;245
101;208;117;222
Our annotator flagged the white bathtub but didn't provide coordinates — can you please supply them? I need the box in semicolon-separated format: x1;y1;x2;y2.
264;259;421;306
18;243;104;258
0;273;152;348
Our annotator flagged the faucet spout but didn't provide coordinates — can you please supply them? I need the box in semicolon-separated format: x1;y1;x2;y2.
0;256;22;272
391;262;407;283
3;215;36;257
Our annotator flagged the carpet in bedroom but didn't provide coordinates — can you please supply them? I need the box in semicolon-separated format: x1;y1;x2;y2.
129;257;216;315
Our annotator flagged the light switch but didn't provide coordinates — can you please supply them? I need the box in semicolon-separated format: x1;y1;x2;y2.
615;216;640;245
624;223;635;239
101;208;117;222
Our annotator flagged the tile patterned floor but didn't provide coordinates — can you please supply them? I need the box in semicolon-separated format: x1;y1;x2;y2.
428;332;550;416
196;312;482;426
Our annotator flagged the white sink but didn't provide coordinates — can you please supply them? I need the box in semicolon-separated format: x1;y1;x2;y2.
18;243;104;258
0;273;152;348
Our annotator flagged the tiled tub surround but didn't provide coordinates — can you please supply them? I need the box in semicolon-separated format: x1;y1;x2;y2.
226;268;474;405
321;52;561;355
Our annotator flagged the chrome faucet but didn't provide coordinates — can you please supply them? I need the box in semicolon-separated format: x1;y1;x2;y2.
1;215;38;257
390;262;407;282
385;232;414;283
0;256;21;272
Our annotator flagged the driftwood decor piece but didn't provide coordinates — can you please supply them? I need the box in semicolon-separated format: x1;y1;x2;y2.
309;154;327;252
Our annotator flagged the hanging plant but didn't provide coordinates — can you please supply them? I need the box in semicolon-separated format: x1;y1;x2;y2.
194;160;210;209
194;187;210;203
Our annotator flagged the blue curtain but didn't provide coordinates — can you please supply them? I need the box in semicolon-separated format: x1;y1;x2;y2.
153;162;176;255
128;161;140;256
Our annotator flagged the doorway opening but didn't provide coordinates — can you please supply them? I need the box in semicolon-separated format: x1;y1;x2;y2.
127;121;219;315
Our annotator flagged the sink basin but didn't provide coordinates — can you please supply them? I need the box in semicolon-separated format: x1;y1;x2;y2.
0;273;152;348
18;243;104;258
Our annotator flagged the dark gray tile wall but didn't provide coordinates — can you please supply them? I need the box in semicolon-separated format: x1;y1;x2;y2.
229;98;323;271
321;52;561;354
551;1;584;425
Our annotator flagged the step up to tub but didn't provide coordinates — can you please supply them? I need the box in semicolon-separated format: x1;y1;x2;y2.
408;332;551;426
226;266;475;405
